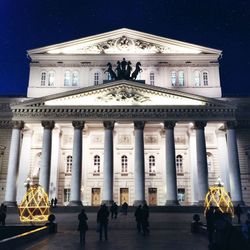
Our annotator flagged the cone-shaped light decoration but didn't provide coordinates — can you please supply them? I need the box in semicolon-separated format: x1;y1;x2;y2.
19;184;50;223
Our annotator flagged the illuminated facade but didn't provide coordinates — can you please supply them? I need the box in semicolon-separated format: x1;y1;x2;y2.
0;28;250;206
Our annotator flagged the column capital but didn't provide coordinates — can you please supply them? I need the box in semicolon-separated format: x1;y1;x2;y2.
41;121;55;130
164;121;176;129
194;121;207;130
134;121;145;130
72;121;85;129
12;121;24;130
225;121;238;129
103;121;115;130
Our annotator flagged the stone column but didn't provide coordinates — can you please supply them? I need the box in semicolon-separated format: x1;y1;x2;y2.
164;121;179;205
226;121;244;204
102;121;114;205
133;121;146;206
4;121;24;206
69;121;84;206
194;121;208;204
39;121;54;194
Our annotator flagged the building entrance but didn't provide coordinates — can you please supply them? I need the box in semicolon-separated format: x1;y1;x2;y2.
91;188;101;206
120;188;129;205
148;188;157;206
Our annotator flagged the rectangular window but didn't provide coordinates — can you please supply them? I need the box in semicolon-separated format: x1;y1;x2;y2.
150;73;155;85
177;188;185;202
171;71;176;86
64;188;71;202
94;73;99;85
178;71;184;86
48;72;55;86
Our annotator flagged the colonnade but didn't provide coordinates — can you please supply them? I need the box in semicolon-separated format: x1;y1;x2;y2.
4;120;244;206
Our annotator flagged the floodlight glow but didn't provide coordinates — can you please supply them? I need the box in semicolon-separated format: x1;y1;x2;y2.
18;184;50;223
204;185;234;217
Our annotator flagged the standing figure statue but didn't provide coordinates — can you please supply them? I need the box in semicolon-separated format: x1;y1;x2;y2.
131;62;142;80
116;61;122;79
125;61;132;80
105;63;117;80
121;58;127;79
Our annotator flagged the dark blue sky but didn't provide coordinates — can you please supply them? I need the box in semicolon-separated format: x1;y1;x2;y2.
0;0;249;97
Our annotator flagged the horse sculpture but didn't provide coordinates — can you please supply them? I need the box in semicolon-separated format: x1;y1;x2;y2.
105;62;117;80
131;62;142;80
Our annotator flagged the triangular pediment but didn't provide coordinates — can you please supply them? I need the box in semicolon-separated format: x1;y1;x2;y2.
28;28;221;56
16;81;230;109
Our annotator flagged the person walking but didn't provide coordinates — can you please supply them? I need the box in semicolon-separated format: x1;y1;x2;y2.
235;204;243;224
110;202;118;219
97;204;109;241
121;202;128;215
134;205;142;233
78;209;88;245
141;204;149;235
0;203;7;226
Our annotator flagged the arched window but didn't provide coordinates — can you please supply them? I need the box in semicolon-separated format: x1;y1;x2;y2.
94;155;100;173
178;71;184;86
207;153;213;172
194;71;201;86
41;72;46;86
149;155;156;173
72;71;79;86
176;155;183;174
149;72;155;85
64;71;71;86
171;71;177;86
48;71;55;86
65;155;72;174
94;72;99;85
203;72;208;86
121;155;128;173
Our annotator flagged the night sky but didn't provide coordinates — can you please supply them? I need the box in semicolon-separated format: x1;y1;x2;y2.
0;0;249;97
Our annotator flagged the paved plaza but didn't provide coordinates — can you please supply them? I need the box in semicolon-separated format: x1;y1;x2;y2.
5;209;237;250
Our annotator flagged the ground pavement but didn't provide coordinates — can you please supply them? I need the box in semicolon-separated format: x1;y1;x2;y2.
5;210;247;250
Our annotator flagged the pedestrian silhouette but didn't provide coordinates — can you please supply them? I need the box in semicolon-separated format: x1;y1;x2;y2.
97;204;109;241
78;208;88;245
141;204;149;235
110;202;118;219
50;198;54;208
54;197;58;207
121;202;128;215
205;206;215;244
0;203;7;226
235;204;243;224
134;205;142;232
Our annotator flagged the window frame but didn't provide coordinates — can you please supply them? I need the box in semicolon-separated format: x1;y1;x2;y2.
149;72;155;85
93;155;101;175
176;154;184;175
65;155;73;175
121;155;128;175
149;155;156;175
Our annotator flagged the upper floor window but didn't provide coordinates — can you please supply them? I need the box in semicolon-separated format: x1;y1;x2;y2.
194;71;201;86
64;71;71;86
149;155;156;173
94;72;100;85
121;155;128;173
207;152;213;172
64;188;71;203
40;71;55;86
176;155;183;174
64;70;79;86
203;72;208;85
171;71;184;87
94;155;101;173
149;73;155;85
65;155;72;174
41;72;46;86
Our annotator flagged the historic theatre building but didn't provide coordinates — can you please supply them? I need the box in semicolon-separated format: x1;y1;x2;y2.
0;28;250;207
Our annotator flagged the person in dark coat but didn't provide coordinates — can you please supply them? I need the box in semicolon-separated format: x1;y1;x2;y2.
110;202;118;219
235;204;243;224
97;204;109;241
121;202;128;215
205;206;215;244
78;209;88;244
134;205;142;232
141;204;149;235
0;203;7;226
54;197;58;207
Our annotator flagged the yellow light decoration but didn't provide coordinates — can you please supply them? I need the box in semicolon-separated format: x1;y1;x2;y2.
204;185;234;217
18;184;50;223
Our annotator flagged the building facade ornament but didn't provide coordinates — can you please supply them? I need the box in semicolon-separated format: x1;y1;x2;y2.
12;120;24;130
194;121;207;130
134;121;145;130
72;121;85;130
164;121;176;129
103;121;115;130
41;121;55;130
226;121;238;129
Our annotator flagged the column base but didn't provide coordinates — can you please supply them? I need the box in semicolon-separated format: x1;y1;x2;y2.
101;200;113;206
133;200;146;206
68;200;83;206
165;200;180;206
4;201;17;207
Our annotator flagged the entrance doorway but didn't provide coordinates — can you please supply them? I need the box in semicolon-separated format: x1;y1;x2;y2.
148;188;157;206
120;188;129;205
91;188;101;206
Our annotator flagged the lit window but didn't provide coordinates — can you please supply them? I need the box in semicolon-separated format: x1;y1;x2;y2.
178;71;184;86
65;155;72;174
94;155;100;173
203;72;208;86
64;71;71;86
72;71;79;86
41;72;46;86
121;155;128;173
149;155;156;173
94;72;99;85
150;73;155;85
176;155;183;174
64;188;71;202
48;71;55;86
171;71;177;86
194;71;201;86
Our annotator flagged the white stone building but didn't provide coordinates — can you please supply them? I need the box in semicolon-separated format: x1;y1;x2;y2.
0;28;250;206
